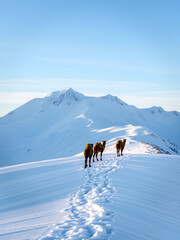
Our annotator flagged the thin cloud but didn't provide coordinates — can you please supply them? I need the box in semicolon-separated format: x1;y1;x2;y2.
0;78;160;89
120;94;180;112
0;92;48;104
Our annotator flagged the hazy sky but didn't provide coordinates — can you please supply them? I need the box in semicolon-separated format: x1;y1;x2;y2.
0;0;180;116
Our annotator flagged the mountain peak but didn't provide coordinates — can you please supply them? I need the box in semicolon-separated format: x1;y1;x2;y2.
49;88;85;105
148;106;165;114
103;94;127;105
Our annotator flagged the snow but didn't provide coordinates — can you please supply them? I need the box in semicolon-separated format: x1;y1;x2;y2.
0;88;179;167
52;88;85;106
0;152;180;240
0;155;84;240
0;88;180;239
109;154;180;240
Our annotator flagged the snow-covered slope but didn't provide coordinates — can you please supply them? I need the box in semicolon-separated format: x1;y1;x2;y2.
1;89;180;239
0;88;180;167
0;152;180;240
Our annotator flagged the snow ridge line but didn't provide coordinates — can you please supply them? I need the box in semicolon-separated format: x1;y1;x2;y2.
39;156;125;240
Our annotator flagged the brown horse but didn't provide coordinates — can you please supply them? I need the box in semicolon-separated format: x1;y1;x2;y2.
93;141;106;161
116;139;126;156
84;143;93;168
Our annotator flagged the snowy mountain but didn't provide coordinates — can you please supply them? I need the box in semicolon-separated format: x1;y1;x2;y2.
0;88;180;167
1;153;180;240
1;88;180;240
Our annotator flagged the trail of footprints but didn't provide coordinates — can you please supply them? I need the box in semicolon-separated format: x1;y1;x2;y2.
40;156;126;240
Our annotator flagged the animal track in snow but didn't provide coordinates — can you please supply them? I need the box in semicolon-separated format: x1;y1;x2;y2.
39;156;124;240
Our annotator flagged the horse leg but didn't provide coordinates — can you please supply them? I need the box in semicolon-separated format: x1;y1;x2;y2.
93;154;95;162
100;152;102;161
96;153;99;161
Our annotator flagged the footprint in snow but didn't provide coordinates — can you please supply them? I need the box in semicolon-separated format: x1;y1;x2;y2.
39;155;123;240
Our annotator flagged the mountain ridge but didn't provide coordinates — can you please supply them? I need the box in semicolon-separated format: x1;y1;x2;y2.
0;88;180;167
3;88;180;117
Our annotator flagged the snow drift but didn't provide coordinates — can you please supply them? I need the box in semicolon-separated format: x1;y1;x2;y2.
0;88;180;240
0;153;180;240
0;88;180;167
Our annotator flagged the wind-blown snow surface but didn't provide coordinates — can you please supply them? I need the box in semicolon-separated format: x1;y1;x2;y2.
1;88;180;239
0;152;180;240
0;88;180;167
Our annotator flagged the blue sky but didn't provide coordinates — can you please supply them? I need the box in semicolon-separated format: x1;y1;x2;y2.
0;0;180;116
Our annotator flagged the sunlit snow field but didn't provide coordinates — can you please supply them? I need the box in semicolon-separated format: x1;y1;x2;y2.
0;89;180;239
0;149;180;240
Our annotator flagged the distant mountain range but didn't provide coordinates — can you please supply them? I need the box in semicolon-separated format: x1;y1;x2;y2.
0;88;179;167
